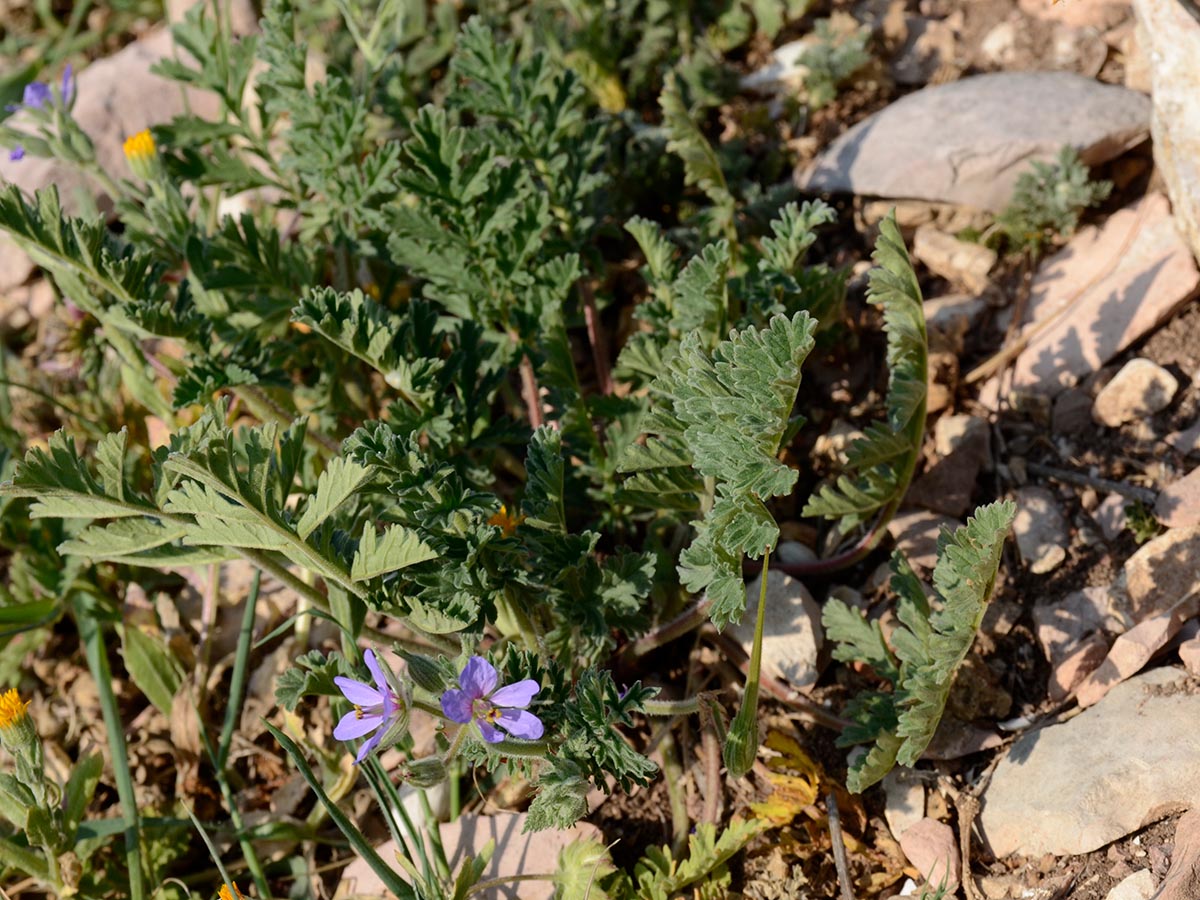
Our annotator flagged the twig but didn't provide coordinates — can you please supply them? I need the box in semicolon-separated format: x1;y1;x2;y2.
579;279;614;395
518;352;545;429
1024;461;1158;504
827;792;857;900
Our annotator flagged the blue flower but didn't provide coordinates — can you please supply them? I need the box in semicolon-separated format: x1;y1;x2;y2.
441;656;544;743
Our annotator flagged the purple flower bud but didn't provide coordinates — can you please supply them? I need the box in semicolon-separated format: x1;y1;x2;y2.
8;147;24;162
61;64;74;106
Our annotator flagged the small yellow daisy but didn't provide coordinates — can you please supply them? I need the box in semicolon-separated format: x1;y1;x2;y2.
487;504;525;537
0;689;29;731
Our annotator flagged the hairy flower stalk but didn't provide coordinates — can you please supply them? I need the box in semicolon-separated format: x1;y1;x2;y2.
724;549;771;779
333;649;411;764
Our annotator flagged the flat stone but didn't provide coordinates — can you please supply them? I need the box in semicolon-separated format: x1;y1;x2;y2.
729;571;823;691
1004;193;1200;399
0;235;34;294
796;72;1150;212
899;818;961;892
883;768;926;840
775;540;818;566
925;293;988;344
913;225;997;293
1179;633;1200;676
1105;870;1157;900
1073;597;1196;707
890;15;956;85
0;30;221;211
1133;0;1200;263
1032;585;1118;668
1123;526;1200;618
1157;808;1200;900
337;812;600;900
1049;632;1110;702
1053;387;1095;433
979;667;1200;858
1155;465;1200;528
908;414;992;517
1014;486;1069;574
1094;493;1130;540
1019;0;1130;29
1092;358;1180;426
887;509;963;572
1166;417;1200;456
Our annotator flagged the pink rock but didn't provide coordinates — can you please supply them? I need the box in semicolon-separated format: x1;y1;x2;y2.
1033;586;1116;668
1155;465;1200;528
337;812;602;900
899;818;961;893
1157;808;1200;900
1166;417;1200;457
1124;526;1200;618
1073;598;1198;707
1179;634;1200;676
1018;0;1130;28
1005;194;1199;399
887;509;963;572
1049;633;1109;702
1094;493;1129;540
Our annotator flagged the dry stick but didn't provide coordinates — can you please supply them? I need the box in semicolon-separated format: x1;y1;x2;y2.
517;352;545;429
964;199;1150;387
1025;461;1159;504
827;791;857;900
579;279;614;395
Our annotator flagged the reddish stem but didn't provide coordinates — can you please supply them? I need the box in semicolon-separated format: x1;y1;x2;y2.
518;352;544;429
579;279;613;395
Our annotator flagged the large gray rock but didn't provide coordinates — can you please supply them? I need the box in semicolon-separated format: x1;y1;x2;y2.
979;667;1200;858
1133;0;1200;263
796;72;1150;211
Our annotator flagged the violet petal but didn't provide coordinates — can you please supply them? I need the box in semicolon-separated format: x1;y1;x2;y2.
8;147;24;161
363;648;389;693
495;708;544;740
334;676;383;707
488;679;540;709
459;656;498;700
477;720;505;743
22;82;51;109
333;709;382;741
354;728;385;764
440;688;474;724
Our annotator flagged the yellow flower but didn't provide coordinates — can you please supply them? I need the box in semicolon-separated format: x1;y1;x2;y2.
0;689;29;730
217;883;246;900
122;129;157;178
487;504;525;537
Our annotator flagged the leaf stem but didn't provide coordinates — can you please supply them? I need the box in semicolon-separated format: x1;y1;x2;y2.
74;594;145;900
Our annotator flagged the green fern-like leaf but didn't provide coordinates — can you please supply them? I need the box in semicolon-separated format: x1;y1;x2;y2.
621;311;817;628
828;500;1016;792
803;212;927;531
659;72;734;233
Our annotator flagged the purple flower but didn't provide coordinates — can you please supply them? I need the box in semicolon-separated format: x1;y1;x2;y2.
61;65;74;107
19;81;52;110
8;147;24;162
333;649;408;764
441;656;544;743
